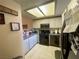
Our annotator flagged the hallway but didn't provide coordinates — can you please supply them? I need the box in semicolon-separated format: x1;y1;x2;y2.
25;44;61;59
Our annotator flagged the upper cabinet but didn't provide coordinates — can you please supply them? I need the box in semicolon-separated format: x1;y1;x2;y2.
62;0;79;24
62;0;79;33
68;0;78;11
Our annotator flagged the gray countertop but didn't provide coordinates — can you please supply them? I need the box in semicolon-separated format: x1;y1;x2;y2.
49;34;60;35
23;33;37;40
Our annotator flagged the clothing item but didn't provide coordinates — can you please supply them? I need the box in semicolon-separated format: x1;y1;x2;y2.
69;33;79;55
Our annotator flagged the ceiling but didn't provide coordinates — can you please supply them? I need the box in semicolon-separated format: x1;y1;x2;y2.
55;0;71;15
14;0;71;19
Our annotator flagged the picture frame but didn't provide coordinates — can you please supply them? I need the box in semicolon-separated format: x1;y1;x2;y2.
10;22;20;31
0;13;5;24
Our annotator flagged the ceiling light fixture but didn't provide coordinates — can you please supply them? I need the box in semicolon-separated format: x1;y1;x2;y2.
39;2;55;16
27;8;44;17
27;1;55;18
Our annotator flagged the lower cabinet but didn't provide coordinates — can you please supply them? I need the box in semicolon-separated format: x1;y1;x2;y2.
24;34;38;54
29;36;34;49
49;34;60;47
29;35;38;49
24;38;30;54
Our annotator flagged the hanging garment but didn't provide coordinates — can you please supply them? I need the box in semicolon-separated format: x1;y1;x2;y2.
69;33;79;55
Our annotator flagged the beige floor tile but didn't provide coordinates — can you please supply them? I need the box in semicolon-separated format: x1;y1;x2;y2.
25;44;61;59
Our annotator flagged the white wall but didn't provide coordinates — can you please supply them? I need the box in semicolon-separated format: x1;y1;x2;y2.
0;0;24;59
33;17;62;28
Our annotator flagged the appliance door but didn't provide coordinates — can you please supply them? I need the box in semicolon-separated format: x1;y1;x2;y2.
61;33;71;59
39;30;50;45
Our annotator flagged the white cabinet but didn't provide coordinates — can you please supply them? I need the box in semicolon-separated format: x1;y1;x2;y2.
29;36;34;49
32;35;37;45
24;34;38;54
24;39;30;54
29;35;38;49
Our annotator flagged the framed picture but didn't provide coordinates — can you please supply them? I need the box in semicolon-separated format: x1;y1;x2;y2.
0;13;5;24
10;22;20;31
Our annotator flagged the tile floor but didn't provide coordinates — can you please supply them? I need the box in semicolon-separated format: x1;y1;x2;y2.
25;44;61;59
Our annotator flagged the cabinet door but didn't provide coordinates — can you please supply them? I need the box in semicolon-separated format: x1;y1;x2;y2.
29;35;38;49
29;37;34;49
32;36;36;46
24;39;30;54
33;35;38;46
50;35;59;47
33;35;37;45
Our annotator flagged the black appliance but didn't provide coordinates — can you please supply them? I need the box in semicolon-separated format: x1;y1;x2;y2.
60;21;71;59
41;24;49;29
61;33;71;59
39;24;50;46
50;34;60;47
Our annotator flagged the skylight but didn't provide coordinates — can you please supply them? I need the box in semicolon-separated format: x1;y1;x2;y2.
27;2;55;18
27;8;44;17
39;2;55;16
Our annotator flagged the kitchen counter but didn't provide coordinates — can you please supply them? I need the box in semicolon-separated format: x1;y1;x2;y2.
49;33;60;35
23;33;37;40
23;34;38;54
